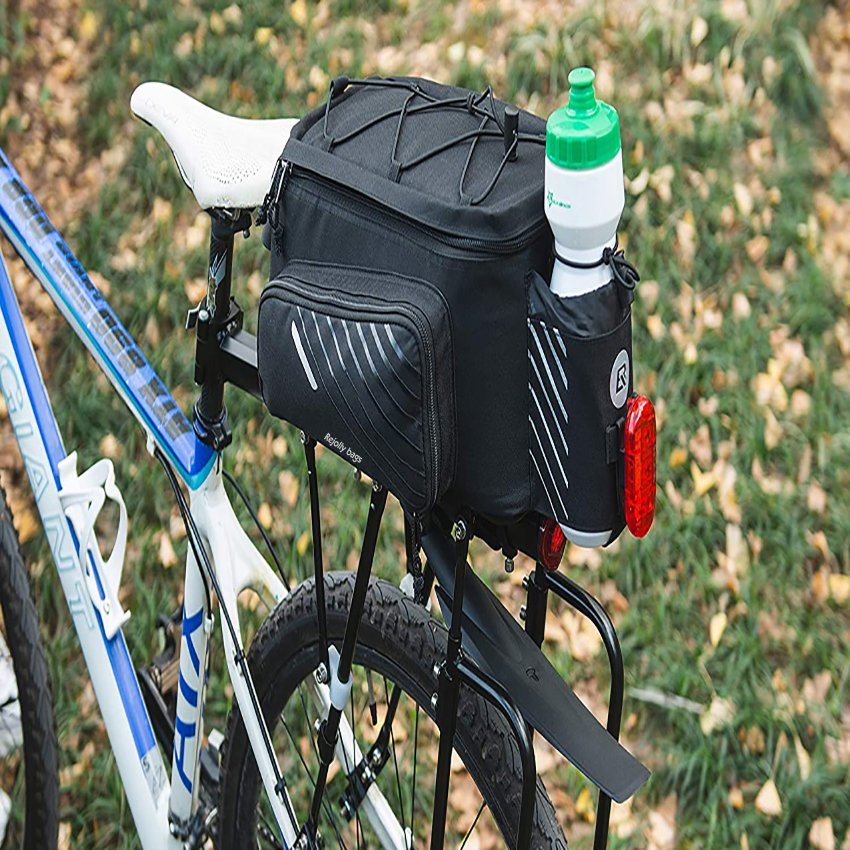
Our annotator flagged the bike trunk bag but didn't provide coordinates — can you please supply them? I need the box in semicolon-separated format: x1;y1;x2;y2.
258;76;632;541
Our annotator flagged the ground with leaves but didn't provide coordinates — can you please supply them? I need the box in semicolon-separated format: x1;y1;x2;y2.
1;0;849;848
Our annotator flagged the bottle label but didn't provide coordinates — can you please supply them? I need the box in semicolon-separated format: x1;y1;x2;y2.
546;190;572;210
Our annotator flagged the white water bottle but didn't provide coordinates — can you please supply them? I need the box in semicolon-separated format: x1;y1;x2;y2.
545;67;624;297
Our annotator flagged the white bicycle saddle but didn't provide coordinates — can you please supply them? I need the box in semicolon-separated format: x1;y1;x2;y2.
130;82;297;210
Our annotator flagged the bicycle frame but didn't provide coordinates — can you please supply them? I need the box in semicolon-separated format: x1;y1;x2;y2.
0;146;362;847
0;135;647;850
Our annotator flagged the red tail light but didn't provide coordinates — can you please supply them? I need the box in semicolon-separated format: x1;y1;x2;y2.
624;394;656;537
538;518;567;570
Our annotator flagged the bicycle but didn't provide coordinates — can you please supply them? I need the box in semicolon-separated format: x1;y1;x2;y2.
0;80;648;849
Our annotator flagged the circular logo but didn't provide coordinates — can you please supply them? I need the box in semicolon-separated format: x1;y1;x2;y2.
609;349;630;408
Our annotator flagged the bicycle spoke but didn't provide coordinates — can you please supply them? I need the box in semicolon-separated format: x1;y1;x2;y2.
383;676;407;841
409;703;420;847
458;802;486;850
258;815;286;849
280;711;349;850
349;688;362;850
298;682;321;761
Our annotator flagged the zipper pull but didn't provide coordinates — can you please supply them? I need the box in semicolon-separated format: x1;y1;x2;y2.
257;158;290;227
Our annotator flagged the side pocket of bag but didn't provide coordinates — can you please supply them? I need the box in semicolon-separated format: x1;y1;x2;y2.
527;270;633;546
257;261;455;515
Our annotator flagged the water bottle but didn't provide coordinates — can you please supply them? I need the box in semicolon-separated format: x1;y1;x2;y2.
545;67;624;297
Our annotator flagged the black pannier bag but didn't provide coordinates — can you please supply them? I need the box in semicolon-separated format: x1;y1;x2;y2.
260;77;552;517
258;76;633;540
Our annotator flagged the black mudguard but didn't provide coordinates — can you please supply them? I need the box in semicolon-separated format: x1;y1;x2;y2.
423;531;649;803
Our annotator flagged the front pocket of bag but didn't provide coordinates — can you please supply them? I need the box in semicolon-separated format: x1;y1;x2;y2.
527;271;633;545
258;261;455;514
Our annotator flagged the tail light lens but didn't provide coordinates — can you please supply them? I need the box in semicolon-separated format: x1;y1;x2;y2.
624;394;656;537
538;518;567;570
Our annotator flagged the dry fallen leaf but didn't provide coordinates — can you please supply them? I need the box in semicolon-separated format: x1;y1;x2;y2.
709;611;728;648
754;778;782;817
290;0;308;26
812;568;831;604
691;461;719;496
561;609;602;661
13;508;39;544
610;797;637;838
807;530;833;562
803;670;832;704
809;817;836;850
763;409;782;450
690;16;708;46
159;533;177;569
669;446;688;468
795;735;812;781
257;502;273;529
99;433;121;459
646;795;677;850
828;574;850;605
732;292;752;320
278;470;300;508
733;182;754;217
700;695;735;734
808;481;828;514
58;823;71;850
296;530;310;557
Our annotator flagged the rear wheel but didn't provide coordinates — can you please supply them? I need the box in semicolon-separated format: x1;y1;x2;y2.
0;484;58;849
218;572;567;850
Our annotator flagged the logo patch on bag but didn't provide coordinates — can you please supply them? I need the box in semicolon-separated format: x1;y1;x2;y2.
610;349;630;408
324;433;363;466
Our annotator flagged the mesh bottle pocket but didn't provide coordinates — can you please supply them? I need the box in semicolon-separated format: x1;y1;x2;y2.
527;270;633;546
258;261;455;514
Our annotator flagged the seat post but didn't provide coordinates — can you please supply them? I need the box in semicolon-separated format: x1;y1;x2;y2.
192;209;251;450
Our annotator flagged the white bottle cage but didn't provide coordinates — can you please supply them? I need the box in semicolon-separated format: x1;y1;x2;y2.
58;451;130;639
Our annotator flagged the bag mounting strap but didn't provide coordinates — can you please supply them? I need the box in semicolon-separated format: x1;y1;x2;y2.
302;432;330;677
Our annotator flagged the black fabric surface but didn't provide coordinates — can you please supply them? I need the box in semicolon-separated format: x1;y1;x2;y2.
269;107;553;517
284;76;547;242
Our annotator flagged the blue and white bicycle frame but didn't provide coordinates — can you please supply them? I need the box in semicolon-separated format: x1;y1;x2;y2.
0;147;408;849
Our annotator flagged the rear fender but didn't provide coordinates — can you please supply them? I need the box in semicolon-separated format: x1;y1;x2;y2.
423;530;649;803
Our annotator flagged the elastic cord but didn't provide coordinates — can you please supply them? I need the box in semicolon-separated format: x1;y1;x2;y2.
555;237;640;290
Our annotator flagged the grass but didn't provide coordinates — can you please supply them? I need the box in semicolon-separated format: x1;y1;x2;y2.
1;0;850;847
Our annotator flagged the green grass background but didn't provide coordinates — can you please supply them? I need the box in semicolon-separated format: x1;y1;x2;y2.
1;0;850;847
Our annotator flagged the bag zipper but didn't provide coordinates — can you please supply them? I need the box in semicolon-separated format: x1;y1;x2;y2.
265;275;443;505
258;159;292;228
278;159;547;255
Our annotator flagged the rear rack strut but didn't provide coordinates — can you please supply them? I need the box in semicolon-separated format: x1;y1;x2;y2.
525;564;626;850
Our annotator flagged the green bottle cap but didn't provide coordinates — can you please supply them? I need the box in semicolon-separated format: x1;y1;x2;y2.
546;67;621;170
